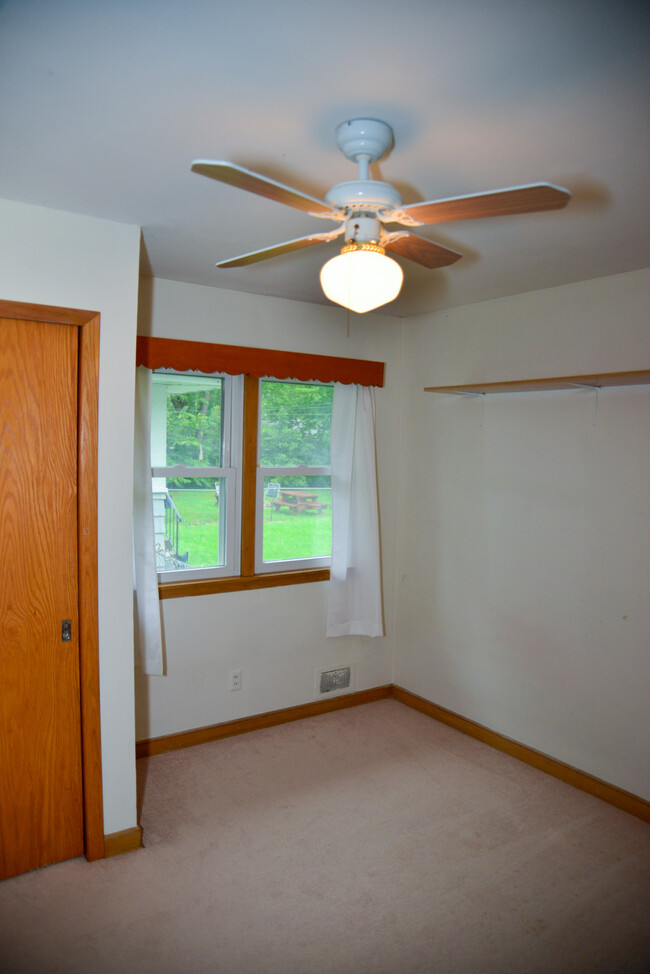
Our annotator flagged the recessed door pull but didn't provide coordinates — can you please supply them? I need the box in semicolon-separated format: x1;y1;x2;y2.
61;619;72;642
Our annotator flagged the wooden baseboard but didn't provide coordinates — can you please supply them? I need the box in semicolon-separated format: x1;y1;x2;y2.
136;685;393;759
103;826;143;858
392;686;650;824
134;683;649;825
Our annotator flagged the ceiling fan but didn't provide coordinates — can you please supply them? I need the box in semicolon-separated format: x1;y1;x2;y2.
191;118;571;312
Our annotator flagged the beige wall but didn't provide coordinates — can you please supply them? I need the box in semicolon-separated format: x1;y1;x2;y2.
0;198;141;834
135;277;404;741
395;269;650;799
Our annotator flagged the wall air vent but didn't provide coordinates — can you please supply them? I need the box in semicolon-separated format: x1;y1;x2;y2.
315;665;353;698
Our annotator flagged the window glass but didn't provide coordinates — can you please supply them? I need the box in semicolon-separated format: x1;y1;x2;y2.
162;374;224;467
262;475;332;562
154;477;225;571
260;380;333;467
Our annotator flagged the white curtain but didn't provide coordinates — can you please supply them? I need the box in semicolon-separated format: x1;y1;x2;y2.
326;382;385;637
133;366;164;675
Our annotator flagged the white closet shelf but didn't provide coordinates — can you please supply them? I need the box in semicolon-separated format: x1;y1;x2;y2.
424;370;650;395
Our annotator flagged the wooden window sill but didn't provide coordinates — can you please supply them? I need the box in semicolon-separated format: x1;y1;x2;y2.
158;567;330;599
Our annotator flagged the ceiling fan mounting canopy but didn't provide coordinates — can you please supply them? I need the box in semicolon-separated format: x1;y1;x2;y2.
335;118;395;164
190;118;572;298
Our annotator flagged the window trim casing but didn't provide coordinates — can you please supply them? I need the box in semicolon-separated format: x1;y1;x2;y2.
136;337;384;598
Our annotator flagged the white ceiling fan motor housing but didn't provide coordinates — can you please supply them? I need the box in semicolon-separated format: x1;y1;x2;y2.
325;179;403;213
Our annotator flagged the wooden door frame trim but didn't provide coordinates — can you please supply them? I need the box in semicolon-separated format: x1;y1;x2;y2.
0;299;105;860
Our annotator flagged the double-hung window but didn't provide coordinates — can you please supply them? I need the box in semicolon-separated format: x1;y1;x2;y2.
150;370;242;581
256;379;333;573
137;336;384;597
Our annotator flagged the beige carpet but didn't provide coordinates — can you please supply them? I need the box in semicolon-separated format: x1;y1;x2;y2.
1;698;649;973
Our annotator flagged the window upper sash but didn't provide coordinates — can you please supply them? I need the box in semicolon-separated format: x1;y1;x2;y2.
136;336;384;388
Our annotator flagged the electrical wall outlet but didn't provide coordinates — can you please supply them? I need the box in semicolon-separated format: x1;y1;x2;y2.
229;668;242;692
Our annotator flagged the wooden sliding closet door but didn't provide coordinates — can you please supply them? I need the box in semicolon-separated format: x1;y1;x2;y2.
0;317;84;880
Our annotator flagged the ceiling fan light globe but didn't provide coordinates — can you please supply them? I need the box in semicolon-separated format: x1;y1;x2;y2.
320;248;403;314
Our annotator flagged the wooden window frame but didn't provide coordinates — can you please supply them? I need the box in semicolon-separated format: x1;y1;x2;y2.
136;337;384;600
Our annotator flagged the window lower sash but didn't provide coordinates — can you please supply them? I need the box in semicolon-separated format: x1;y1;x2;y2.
152;466;237;582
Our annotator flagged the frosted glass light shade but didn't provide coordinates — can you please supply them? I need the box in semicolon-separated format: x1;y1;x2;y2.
320;246;403;313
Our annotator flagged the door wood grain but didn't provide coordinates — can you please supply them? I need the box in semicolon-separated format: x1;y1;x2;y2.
0;317;84;879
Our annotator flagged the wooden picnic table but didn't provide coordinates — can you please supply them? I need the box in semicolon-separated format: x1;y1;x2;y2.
270;490;329;515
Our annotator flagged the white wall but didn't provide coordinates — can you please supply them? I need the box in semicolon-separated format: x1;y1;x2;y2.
0;198;141;834
395;269;650;800
135;277;403;741
3;194;646;838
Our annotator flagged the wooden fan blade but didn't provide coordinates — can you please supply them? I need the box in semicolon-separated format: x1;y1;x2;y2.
391;183;572;226
383;232;462;269
191;161;342;219
216;229;344;268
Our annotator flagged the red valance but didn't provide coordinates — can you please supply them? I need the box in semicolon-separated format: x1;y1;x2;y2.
136;336;384;388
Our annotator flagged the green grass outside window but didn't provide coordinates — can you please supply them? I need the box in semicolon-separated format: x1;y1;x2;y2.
169;489;332;567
